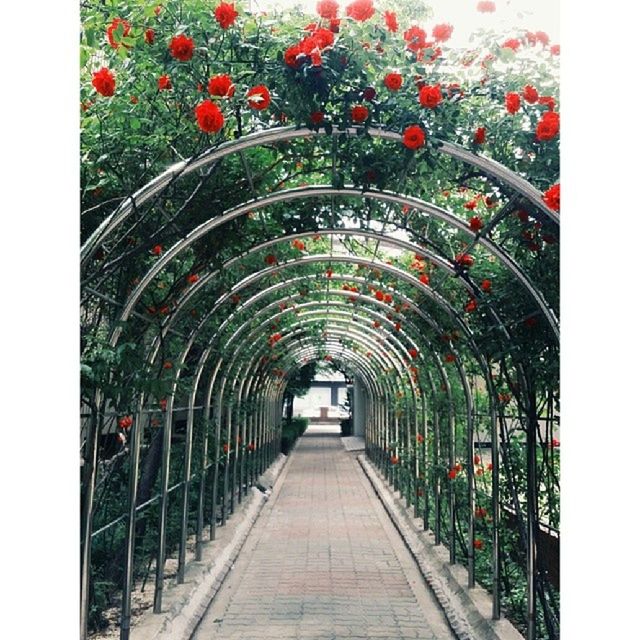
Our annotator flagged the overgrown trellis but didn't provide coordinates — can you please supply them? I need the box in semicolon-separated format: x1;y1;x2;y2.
80;2;559;639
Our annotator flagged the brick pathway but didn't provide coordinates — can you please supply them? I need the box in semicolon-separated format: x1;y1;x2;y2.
192;427;455;640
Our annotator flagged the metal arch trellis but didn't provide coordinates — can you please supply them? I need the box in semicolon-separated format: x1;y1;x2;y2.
81;138;559;640
109;266;494;636
86;186;558;344
81;251;552;640
80;125;558;268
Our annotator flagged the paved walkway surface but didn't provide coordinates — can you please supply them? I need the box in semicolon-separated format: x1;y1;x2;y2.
192;426;455;640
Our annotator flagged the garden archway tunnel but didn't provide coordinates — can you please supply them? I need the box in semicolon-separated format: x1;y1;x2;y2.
80;5;560;638
81;125;558;640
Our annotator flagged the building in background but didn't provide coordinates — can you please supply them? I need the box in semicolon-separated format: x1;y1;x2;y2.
293;371;348;422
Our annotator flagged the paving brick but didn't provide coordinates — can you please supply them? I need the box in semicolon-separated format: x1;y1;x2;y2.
192;428;454;640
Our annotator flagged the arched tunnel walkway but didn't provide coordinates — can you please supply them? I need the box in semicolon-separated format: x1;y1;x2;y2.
81;126;559;639
83;128;558;640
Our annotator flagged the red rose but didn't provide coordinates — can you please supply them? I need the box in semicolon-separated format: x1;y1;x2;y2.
106;18;131;49
265;254;277;265
477;1;496;12
169;34;194;61
208;73;235;97
144;28;155;45
363;86;376;101
432;23;453;42
384;10;398;32
130;96;138;105
284;44;303;68
473;538;484;550
316;0;338;19
247;84;271;110
408;348;418;358
346;0;375;22
163;361;173;370
404;25;427;52
214;2;239;29
469;216;483;232
538;95;556;111
151;244;162;256
542;183;560;211
473;127;486;144
419;84;442;109
464;199;477;210
465;298;478;313
92;67;116;97
481;279;492;292
390;455;399;465
186;273;199;284
502;38;520;51
194;99;224;133
505;92;521;114
550;44;560;55
310;110;324;125
455;253;474;268
535;111;560;141
118;415;133;429
522;84;539;104
419;273;430;285
351;104;369;122
536;31;550;46
158;74;172;91
403;125;425;150
384;72;403;91
445;353;456;363
448;468;457;479
330;18;341;33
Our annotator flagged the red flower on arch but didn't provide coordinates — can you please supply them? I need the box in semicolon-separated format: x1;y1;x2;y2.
208;74;235;98
317;0;339;20
92;67;116;97
346;0;375;22
247;85;271;110
432;24;453;42
214;2;239;29
403;125;425;150
194;100;224;133
351;104;369;122
542;183;560;211
169;34;194;61
419;84;442;109
384;10;398;32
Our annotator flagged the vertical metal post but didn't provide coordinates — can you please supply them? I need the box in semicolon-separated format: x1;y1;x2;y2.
177;391;196;584
458;362;475;589
80;397;103;640
153;394;175;613
427;371;441;544
526;385;538;640
489;382;501;619
120;397;146;640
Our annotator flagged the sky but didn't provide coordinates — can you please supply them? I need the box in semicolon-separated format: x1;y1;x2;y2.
252;0;560;48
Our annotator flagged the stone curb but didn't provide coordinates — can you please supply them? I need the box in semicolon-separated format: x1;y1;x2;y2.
357;455;524;640
130;454;288;640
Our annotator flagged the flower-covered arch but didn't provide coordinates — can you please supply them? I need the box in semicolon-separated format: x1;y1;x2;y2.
80;2;559;639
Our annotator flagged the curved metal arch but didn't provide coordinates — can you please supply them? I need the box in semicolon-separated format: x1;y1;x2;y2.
81;124;558;265
103;187;558;346
87;258;532;636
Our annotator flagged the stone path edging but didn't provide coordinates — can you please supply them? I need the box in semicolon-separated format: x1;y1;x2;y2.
130;453;289;640
357;455;524;640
